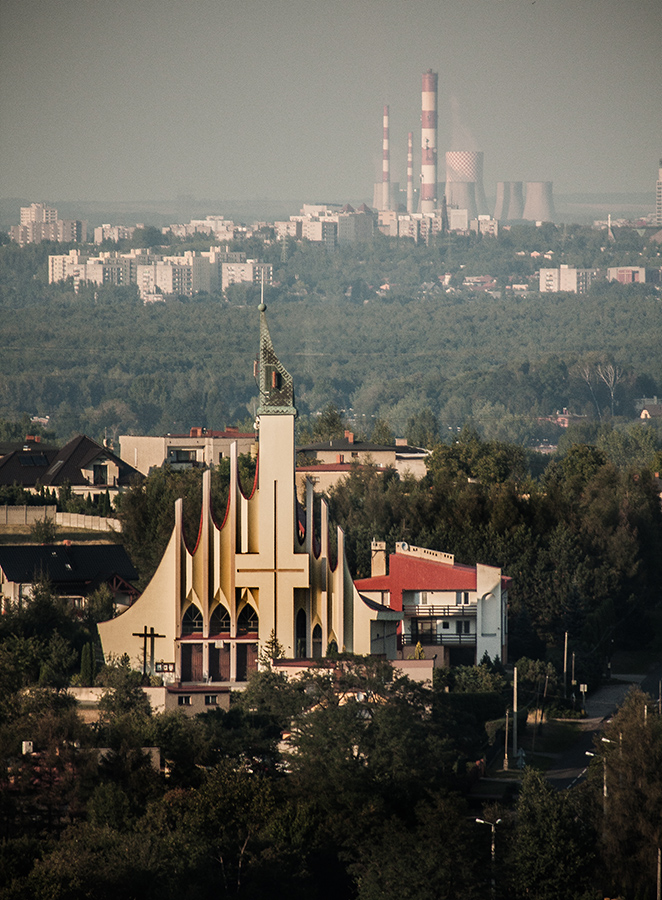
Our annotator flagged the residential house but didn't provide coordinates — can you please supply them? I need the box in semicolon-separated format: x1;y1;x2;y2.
0;543;139;613
297;433;429;481
355;541;509;667
0;434;142;499
119;426;256;476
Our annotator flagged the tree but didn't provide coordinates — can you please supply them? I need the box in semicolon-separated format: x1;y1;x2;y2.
590;688;662;899
79;641;96;686
38;631;77;690
509;767;595;900
29;516;58;543
349;793;479;900
406;408;440;448
597;362;623;416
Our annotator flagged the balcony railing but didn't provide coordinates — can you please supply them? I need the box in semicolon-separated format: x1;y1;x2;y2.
401;633;476;647
402;604;476;618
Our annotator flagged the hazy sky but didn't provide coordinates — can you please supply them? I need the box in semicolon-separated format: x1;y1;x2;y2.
1;0;660;204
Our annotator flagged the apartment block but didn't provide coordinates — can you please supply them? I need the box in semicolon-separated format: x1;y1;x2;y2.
539;264;600;293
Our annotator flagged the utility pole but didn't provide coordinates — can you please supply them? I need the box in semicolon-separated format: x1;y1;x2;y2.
513;665;518;762
476;818;501;899
563;631;568;700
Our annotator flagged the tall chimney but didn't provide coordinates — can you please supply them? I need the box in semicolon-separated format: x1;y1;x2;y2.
382;105;390;211
421;70;438;214
371;540;387;577
407;131;414;213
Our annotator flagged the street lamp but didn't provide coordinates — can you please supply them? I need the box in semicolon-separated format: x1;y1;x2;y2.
476;817;502;899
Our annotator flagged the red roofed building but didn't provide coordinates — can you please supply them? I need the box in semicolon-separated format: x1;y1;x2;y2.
355;541;509;667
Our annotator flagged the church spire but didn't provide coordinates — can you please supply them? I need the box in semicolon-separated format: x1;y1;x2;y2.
256;301;296;416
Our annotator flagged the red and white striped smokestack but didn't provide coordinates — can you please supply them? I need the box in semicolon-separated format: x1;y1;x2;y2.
421;70;438;214
407;131;414;214
382;105;390;211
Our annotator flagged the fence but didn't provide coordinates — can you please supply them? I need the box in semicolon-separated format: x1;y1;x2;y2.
0;505;56;525
0;505;120;532
56;512;121;532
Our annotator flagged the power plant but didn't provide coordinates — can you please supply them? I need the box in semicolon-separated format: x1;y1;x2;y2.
445;151;488;217
371;70;556;224
420;70;438;214
494;181;524;221
406;132;414;214
382;105;390;212
521;181;555;222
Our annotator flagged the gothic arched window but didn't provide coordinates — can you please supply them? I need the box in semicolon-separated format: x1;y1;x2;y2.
182;604;203;636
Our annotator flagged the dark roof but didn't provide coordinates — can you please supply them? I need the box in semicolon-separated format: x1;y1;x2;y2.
0;447;59;487
0;434;142;489
0;438;58;457
0;543;138;588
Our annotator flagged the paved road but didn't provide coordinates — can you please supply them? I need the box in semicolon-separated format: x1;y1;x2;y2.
544;677;645;790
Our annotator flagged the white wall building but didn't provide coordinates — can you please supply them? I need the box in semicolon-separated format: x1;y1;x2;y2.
539;265;600;294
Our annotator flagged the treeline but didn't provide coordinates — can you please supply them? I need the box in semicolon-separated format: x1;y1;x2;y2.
1;236;661;441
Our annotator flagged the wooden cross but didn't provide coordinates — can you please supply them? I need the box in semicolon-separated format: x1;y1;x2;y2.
132;625;167;676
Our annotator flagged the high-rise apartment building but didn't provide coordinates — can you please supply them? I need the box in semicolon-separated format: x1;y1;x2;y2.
656;159;662;227
11;203;87;245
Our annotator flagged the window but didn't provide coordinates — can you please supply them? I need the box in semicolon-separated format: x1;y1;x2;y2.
204;695;218;706
463;592;470;605
93;463;108;485
442;621;449;629
420;591;428;605
237;604;258;635
296;609;307;658
209;605;230;635
182;604;203;635
178;695;191;706
312;624;323;658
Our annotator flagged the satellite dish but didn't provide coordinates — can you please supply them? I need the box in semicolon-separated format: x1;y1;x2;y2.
401;542;409;551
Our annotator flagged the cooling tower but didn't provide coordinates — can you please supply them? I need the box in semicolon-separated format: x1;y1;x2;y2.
421;71;438;214
445;181;478;219
445;150;488;215
522;182;555;221
494;181;524;220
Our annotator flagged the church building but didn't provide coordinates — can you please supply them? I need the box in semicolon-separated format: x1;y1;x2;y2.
98;303;401;690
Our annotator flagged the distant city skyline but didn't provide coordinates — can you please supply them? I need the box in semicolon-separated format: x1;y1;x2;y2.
1;0;660;205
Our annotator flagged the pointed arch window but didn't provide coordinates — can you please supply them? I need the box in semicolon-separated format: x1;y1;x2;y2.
312;624;323;659
296;609;307;658
209;605;230;636
182;604;203;636
237;604;258;636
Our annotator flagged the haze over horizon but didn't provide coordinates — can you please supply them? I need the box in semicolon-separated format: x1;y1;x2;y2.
1;0;660;206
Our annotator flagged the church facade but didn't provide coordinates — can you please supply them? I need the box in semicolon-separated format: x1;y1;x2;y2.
98;304;401;686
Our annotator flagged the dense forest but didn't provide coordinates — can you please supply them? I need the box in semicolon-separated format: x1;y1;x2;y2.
1;585;661;900
1;225;660;443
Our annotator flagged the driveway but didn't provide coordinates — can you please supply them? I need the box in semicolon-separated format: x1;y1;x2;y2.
544;676;645;789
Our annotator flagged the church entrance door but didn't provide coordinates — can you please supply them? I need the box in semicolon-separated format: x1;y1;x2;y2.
181;643;203;681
